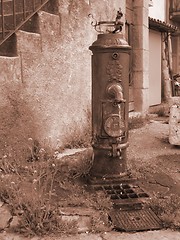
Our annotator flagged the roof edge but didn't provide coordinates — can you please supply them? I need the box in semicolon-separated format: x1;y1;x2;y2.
149;17;177;32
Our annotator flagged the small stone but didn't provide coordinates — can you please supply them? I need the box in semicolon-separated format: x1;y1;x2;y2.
9;216;20;229
0;204;12;230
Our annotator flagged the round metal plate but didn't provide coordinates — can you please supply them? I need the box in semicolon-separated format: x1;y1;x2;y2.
104;114;124;137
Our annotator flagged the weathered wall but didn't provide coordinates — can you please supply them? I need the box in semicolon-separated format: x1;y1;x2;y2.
22;0;124;149
0;0;125;160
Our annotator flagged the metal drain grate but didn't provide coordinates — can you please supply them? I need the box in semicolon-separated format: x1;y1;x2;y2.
92;182;149;208
109;208;162;231
90;179;162;231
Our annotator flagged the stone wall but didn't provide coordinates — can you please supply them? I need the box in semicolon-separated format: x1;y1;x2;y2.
22;0;124;149
0;0;125;160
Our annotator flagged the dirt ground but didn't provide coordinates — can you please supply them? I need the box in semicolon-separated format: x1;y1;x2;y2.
0;116;179;240
127;116;180;227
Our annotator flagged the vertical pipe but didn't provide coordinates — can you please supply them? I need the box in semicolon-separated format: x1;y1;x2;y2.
168;32;173;78
12;0;16;28
1;0;5;38
23;0;26;19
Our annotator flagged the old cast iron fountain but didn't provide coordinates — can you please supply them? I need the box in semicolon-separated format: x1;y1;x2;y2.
89;9;131;179
88;9;162;232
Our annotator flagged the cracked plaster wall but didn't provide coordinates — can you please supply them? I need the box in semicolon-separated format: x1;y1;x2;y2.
0;0;125;159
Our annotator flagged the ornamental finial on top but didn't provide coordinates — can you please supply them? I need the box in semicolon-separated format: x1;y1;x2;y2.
88;8;124;34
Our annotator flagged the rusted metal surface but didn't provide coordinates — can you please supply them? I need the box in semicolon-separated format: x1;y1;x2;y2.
89;8;124;34
90;177;162;232
90;177;150;209
92;182;149;209
89;9;131;177
109;208;162;231
0;0;49;46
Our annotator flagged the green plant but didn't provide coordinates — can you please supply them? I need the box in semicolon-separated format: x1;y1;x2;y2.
149;103;170;117
128;115;150;130
0;160;70;236
0;145;112;236
155;107;167;117
149;193;180;229
62;108;92;149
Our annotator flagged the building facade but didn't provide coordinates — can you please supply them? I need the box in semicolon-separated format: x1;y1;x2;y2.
131;0;178;111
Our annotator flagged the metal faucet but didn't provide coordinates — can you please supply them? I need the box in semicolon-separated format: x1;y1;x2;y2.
106;83;125;103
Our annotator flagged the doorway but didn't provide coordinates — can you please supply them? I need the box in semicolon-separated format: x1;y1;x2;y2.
149;30;162;106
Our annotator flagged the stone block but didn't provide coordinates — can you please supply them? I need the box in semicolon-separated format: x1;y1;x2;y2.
133;71;149;89
169;105;180;146
133;88;149;113
59;207;110;233
133;25;149;50
16;30;42;54
133;49;149;72
133;6;148;27
133;0;149;8
0;56;22;107
126;7;133;23
38;11;60;50
126;0;133;10
61;215;91;233
0;56;21;84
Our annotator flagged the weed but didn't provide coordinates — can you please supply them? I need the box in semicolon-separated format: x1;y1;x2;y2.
128;115;150;130
0;144;111;236
127;157;180;230
149;103;170;117
60;108;92;150
149;193;180;229
155;108;168;117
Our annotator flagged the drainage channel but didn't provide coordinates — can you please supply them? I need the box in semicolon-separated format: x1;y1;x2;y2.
90;178;162;231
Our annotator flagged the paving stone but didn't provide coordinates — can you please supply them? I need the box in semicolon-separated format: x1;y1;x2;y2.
102;229;180;240
59;207;110;233
153;172;175;187
61;215;91;233
43;233;102;240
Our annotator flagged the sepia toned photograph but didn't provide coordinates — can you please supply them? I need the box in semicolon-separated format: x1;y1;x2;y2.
0;0;179;239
